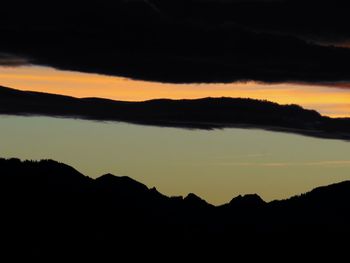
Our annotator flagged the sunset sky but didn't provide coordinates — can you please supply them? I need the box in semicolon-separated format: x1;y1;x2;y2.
0;0;349;203
2;1;350;254
1;65;349;117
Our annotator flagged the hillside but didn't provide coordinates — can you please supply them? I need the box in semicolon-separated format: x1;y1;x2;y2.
1;86;349;140
1;158;349;259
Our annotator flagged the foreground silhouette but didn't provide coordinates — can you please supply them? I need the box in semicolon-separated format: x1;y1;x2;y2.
1;158;349;259
1;86;349;140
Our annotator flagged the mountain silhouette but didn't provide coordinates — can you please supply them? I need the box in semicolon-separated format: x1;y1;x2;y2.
1;85;349;140
1;158;349;259
229;194;266;209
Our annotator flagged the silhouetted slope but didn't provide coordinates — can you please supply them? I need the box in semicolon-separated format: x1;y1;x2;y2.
1;158;350;259
228;194;266;209
184;193;213;209
268;181;350;230
96;173;149;196
1;86;349;140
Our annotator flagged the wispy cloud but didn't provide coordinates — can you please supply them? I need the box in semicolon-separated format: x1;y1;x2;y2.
211;160;350;168
214;153;270;160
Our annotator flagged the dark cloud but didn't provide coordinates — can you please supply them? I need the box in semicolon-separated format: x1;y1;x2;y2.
1;0;349;83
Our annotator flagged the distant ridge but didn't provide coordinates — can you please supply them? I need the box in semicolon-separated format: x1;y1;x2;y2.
0;85;349;140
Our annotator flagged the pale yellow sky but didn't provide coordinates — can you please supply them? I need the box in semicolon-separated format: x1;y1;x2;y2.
1;116;350;205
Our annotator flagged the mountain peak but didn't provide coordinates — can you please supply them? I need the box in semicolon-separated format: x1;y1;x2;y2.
96;174;149;195
229;194;266;208
184;193;212;208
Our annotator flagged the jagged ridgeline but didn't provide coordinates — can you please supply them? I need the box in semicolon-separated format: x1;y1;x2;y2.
1;158;350;259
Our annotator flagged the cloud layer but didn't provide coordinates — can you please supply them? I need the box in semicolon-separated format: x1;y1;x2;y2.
1;1;349;83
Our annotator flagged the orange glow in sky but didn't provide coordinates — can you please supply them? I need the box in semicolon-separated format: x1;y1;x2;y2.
0;65;349;117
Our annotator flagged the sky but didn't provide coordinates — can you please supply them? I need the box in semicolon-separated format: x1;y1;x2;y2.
2;115;350;205
1;65;349;117
0;0;349;204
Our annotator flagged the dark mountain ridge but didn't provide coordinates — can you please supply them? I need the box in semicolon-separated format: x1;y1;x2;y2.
1;85;349;140
1;158;350;259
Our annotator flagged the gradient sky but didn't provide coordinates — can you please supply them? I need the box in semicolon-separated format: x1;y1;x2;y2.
0;65;349;117
1;115;350;205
